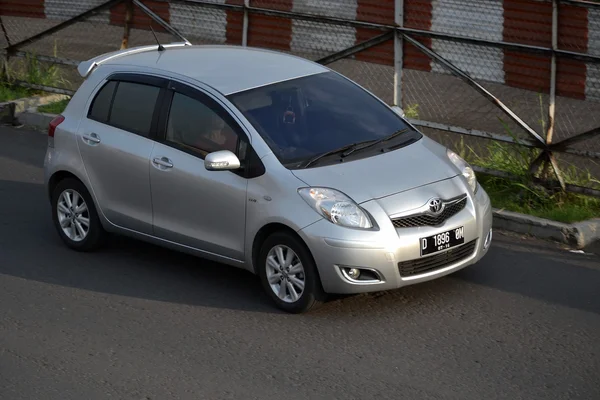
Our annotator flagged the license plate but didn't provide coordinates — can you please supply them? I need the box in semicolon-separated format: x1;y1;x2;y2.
420;226;465;256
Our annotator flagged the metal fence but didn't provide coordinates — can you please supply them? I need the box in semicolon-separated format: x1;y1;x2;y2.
1;0;599;196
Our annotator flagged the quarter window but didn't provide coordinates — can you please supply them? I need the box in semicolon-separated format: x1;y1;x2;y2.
166;92;239;156
87;79;160;137
88;80;116;123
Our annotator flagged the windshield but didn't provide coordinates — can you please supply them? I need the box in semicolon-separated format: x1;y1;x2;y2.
227;71;420;168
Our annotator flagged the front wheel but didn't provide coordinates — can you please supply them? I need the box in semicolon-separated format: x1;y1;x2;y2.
258;232;326;313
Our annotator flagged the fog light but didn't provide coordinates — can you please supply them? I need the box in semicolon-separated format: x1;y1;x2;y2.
483;228;493;250
347;268;361;279
339;266;383;283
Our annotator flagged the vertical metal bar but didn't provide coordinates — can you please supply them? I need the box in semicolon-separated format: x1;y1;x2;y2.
547;0;558;145
544;0;566;190
242;0;249;47
121;0;134;49
393;0;404;107
0;16;10;82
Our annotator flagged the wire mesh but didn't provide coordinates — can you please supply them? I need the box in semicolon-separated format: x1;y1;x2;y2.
1;0;599;189
327;55;395;106
550;1;600;183
291;20;357;61
169;1;231;45
429;0;504;41
404;38;535;139
0;15;61;48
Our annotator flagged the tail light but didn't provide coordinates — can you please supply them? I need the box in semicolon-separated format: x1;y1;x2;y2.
48;115;65;138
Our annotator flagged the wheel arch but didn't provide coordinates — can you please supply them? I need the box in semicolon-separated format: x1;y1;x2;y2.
251;222;315;275
47;170;106;229
48;170;84;200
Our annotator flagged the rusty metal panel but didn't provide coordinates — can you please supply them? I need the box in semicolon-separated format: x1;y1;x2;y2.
225;0;244;45
248;0;293;51
355;0;394;66
503;0;552;93
403;0;432;72
110;0;169;32
0;0;45;18
556;2;587;99
504;0;552;47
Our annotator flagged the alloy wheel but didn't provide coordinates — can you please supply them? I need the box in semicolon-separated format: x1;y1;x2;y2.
56;189;90;242
265;245;305;303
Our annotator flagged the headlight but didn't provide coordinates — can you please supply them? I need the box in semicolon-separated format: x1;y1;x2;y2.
447;149;477;193
298;187;373;229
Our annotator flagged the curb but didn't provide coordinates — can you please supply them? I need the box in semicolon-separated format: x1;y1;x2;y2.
1;94;69;130
18;109;57;132
493;208;600;249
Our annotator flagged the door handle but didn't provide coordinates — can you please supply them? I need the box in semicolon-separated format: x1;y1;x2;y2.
153;157;173;169
82;133;101;144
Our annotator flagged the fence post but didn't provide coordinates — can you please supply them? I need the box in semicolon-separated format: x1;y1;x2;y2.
394;0;403;107
0;16;10;83
547;0;558;145
544;0;566;190
121;0;134;49
242;0;249;47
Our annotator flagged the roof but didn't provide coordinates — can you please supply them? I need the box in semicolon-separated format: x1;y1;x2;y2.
81;44;329;95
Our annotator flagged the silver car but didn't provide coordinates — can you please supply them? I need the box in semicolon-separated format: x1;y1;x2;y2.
44;43;493;313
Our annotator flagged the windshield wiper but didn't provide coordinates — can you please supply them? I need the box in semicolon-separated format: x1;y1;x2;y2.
300;128;411;169
341;128;410;157
301;141;371;168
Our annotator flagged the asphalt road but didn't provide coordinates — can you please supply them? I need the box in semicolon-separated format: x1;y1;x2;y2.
1;126;599;400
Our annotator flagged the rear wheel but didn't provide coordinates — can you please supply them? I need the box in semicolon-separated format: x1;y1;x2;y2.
51;178;106;251
258;231;326;313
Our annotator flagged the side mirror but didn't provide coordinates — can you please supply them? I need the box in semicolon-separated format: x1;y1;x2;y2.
204;150;241;171
391;105;405;118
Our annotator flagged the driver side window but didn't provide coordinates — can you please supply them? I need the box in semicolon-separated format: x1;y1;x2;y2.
166;92;239;157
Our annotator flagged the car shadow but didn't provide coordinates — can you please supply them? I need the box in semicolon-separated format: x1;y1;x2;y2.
0;179;281;314
452;232;600;315
1;178;599;316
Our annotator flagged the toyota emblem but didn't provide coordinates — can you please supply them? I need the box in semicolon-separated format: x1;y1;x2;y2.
428;198;443;214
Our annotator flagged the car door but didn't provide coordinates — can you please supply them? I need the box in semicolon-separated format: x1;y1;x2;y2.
149;81;251;261
77;73;167;234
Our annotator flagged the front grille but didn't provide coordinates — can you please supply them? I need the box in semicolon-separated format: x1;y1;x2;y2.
398;240;477;277
391;197;467;228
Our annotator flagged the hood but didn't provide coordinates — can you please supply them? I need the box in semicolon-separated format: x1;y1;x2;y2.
291;136;459;204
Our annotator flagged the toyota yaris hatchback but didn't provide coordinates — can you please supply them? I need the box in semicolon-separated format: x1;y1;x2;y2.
44;43;492;313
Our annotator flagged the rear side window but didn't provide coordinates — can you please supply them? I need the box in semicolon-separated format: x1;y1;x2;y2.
110;82;160;136
88;80;116;122
88;80;160;137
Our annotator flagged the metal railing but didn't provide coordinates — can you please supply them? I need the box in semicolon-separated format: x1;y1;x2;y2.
1;0;599;196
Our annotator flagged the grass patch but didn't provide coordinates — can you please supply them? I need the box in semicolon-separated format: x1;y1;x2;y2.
0;85;33;102
456;130;600;224
478;174;600;223
37;98;69;114
1;42;70;100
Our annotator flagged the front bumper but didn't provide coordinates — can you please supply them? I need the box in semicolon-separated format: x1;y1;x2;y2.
298;180;493;294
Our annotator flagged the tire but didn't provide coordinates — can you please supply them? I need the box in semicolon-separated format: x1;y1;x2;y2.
51;178;106;252
258;231;326;313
